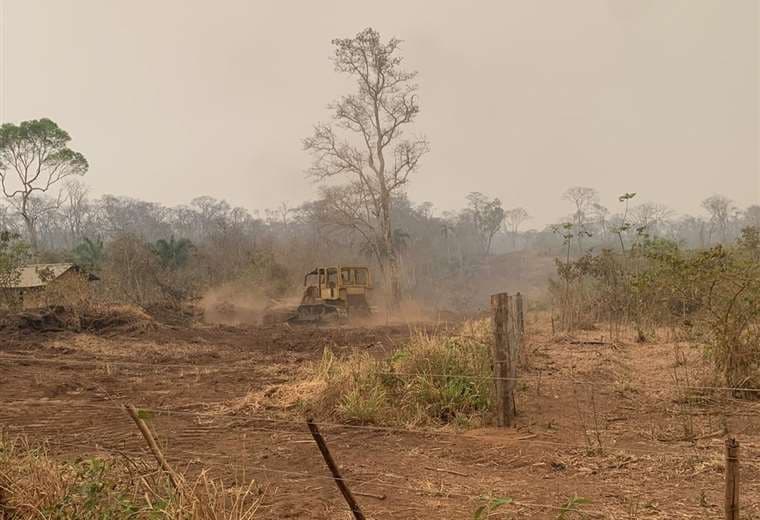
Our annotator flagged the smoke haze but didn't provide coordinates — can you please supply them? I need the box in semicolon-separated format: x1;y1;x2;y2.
1;0;757;225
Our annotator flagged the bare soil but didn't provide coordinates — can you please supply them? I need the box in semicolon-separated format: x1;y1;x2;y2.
1;308;758;519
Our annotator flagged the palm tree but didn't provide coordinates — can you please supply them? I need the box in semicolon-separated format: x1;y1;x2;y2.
73;237;104;270
153;236;193;270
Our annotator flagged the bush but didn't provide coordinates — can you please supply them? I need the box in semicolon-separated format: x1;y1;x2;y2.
301;320;494;427
550;228;760;393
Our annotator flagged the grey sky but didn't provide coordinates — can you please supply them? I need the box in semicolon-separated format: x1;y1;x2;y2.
1;0;758;227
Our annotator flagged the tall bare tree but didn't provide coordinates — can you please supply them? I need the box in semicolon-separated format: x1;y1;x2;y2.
0;119;88;250
304;27;429;306
62;179;90;246
746;205;760;229
562;186;599;253
503;207;530;248
631;202;673;238
702;194;735;244
464;192;505;255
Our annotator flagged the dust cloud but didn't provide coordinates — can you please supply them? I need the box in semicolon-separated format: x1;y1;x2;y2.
200;282;298;326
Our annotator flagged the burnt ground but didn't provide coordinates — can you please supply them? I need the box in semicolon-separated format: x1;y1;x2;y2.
1;309;759;519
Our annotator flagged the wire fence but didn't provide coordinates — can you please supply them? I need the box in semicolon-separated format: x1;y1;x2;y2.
1;421;749;518
8;398;758;455
5;351;760;396
29;433;615;518
2;332;758;518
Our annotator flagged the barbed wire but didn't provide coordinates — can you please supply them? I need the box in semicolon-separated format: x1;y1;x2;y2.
0;352;290;378
30;437;607;518
5;351;760;397
6;399;752;459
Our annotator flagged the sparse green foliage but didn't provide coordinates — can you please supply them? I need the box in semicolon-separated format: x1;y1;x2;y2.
0;231;31;308
552;226;760;392
557;495;592;519
153;236;194;270
473;496;513;519
73;237;105;270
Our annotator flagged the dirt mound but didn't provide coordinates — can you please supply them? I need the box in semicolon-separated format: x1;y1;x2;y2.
1;304;160;335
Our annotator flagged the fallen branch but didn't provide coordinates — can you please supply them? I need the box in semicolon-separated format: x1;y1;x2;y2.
424;466;470;477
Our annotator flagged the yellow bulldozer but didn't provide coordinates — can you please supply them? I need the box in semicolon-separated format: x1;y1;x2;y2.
290;266;372;323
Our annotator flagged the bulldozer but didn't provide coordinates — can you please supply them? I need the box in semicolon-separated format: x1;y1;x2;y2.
290;266;372;323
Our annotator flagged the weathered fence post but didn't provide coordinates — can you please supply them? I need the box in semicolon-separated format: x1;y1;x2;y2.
124;404;183;491
491;293;516;427
307;418;366;520
725;437;739;520
515;292;525;337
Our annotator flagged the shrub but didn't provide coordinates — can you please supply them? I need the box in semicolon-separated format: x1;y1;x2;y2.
550;228;760;393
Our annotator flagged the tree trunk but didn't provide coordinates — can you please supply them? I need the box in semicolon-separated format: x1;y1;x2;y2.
379;193;401;309
388;254;402;308
22;213;38;253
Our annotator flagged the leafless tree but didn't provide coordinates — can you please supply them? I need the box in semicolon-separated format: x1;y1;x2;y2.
190;196;231;239
24;195;64;248
503;207;530;248
702;194;735;244
745;205;760;229
265;202;293;230
591;203;609;242
316;183;386;266
462;192;504;255
62;179;90;246
304;27;429;306
562;186;599;252
631;202;673;237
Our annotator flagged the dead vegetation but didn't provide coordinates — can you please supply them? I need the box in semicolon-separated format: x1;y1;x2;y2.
0;304;160;335
253;320;494;428
0;436;262;520
1;312;760;519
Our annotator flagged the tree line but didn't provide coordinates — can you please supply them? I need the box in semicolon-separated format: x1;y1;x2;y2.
1;27;757;311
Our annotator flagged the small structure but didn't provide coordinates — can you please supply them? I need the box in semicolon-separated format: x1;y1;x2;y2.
3;263;99;309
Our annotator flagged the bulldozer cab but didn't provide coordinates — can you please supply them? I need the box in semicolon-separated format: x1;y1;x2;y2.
294;266;372;323
303;266;371;302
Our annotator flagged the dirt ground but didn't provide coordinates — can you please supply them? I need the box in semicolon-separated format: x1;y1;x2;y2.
1;308;759;519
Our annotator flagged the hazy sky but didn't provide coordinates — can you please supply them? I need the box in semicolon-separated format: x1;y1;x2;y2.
1;0;758;227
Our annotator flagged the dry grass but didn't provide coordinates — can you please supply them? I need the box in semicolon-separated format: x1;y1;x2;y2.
0;436;262;519
293;319;495;427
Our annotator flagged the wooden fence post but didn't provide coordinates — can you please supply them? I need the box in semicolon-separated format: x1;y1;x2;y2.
307;418;366;520
124;404;183;491
515;292;525;337
491;293;516;427
725;437;739;520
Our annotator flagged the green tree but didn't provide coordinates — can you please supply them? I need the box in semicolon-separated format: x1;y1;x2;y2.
73;237;105;270
0;119;88;250
152;236;193;270
0;231;32;308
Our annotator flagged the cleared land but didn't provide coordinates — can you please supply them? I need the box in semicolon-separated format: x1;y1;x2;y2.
1;307;759;519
